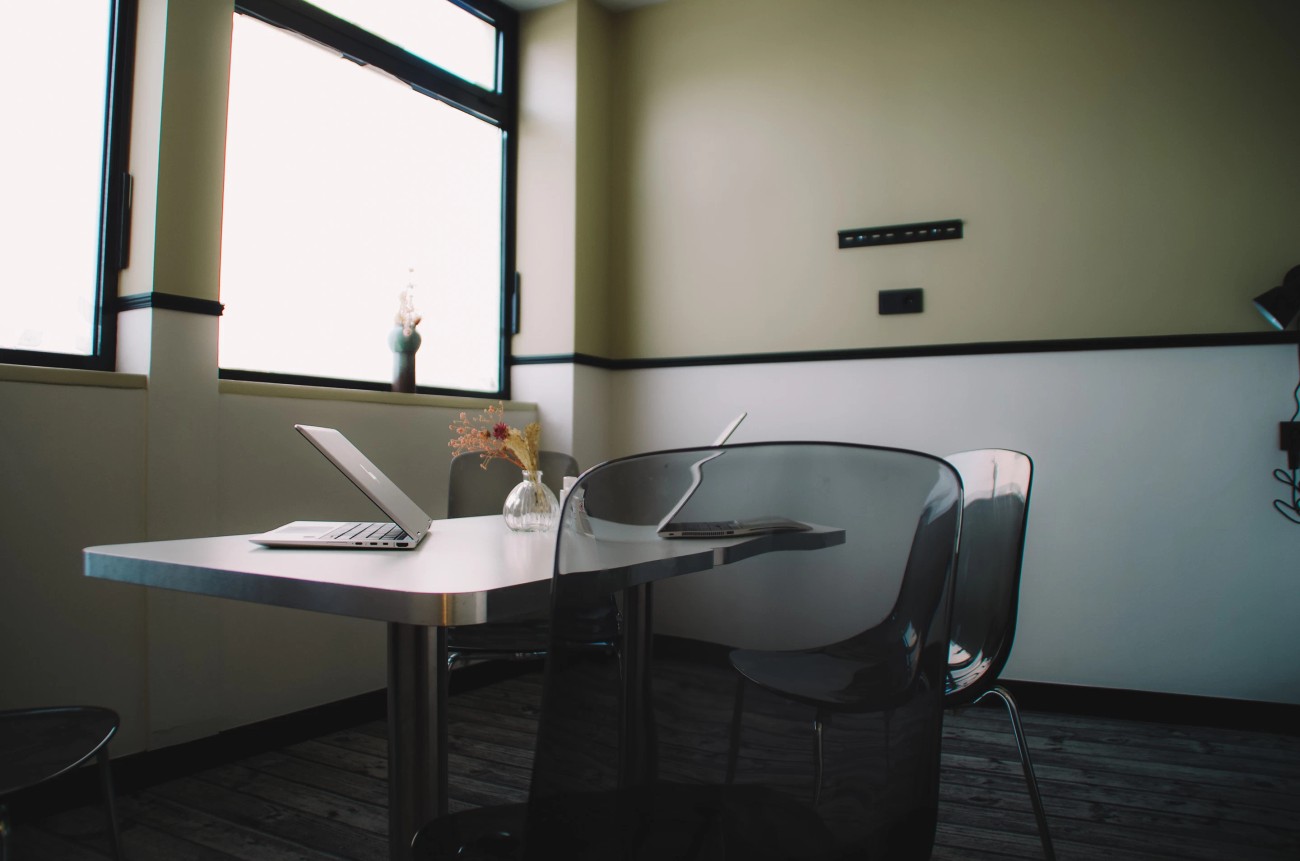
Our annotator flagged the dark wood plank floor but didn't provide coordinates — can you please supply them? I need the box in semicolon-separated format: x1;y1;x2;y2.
14;671;1300;860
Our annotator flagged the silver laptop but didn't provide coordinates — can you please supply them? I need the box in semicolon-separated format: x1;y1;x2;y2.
656;413;813;539
655;413;746;534
252;425;432;550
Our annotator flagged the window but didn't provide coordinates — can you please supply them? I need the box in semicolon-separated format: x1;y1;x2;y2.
219;0;517;396
0;1;134;369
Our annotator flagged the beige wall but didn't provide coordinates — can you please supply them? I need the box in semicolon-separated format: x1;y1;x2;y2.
588;0;1300;360
0;378;150;747
516;0;618;359
125;0;232;302
574;0;615;357
515;1;579;356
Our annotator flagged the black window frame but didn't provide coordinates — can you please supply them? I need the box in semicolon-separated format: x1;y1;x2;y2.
0;0;136;372
219;0;519;399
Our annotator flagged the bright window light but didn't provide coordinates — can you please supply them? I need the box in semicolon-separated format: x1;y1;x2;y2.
219;12;504;393
0;3;112;356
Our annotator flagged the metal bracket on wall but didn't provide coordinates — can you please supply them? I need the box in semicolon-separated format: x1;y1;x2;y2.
838;219;962;249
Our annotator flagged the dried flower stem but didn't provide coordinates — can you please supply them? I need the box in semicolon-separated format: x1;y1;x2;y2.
448;402;541;474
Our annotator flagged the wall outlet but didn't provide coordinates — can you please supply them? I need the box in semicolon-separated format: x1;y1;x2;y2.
879;288;924;315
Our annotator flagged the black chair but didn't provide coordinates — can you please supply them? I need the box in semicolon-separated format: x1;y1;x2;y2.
414;441;964;860
943;449;1053;860
0;706;124;861
445;450;616;671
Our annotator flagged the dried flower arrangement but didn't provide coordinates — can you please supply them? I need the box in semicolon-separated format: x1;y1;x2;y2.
396;289;421;337
396;270;421;337
448;402;542;475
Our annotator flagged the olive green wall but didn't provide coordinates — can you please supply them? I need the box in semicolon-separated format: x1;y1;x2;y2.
595;0;1300;360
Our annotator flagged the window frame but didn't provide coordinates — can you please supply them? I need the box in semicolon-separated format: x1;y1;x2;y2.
0;0;137;372
219;0;519;399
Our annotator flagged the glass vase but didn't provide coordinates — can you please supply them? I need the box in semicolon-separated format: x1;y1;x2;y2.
503;470;558;533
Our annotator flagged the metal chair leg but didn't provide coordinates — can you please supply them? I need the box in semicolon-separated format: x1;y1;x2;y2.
97;748;124;860
974;685;1055;861
812;714;825;806
725;677;746;784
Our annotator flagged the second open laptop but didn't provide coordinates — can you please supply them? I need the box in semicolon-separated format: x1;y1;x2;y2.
655;412;813;539
252;425;432;550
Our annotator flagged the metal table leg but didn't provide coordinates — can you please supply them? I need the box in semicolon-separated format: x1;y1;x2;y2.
387;622;449;861
619;583;656;787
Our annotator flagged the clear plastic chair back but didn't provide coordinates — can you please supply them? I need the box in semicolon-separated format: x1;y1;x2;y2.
942;449;1033;706
522;442;964;860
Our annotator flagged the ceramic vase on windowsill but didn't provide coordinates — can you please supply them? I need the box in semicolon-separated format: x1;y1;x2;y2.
388;326;421;393
503;470;558;533
391;275;422;393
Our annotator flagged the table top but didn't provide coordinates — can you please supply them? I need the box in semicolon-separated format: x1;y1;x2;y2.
85;516;843;627
85;516;553;626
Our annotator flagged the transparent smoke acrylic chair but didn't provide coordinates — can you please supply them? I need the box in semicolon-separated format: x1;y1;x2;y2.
413;441;963;860
445;451;619;671
942;449;1053;860
0;706;124;861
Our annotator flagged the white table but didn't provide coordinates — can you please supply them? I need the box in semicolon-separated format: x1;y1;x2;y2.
85;516;840;860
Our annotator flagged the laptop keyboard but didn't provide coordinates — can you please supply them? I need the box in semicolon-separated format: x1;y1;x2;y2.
325;522;409;542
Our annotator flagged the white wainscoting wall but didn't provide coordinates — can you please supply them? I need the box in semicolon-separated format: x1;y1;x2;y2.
521;341;1300;705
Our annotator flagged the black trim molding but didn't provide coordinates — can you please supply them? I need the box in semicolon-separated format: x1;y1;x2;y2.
219;367;495;399
117;292;225;316
511;331;1297;370
1000;680;1299;736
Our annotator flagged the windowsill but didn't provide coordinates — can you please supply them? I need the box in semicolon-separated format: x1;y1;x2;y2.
219;378;533;410
0;363;147;389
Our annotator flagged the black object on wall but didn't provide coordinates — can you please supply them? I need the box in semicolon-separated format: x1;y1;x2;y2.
1252;264;1300;523
838;219;962;249
1253;265;1300;330
879;288;924;315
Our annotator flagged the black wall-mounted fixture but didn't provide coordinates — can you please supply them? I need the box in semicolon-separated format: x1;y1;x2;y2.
1253;265;1300;330
1282;422;1300;472
879;288;923;315
509;272;522;335
838;219;962;250
1253;264;1300;523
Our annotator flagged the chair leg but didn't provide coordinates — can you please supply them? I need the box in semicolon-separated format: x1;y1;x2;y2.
725;677;746;784
97;748;124;861
974;686;1055;861
1;802;10;861
812;714;825;807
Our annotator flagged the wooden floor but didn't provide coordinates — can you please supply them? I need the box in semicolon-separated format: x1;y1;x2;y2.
15;671;1300;860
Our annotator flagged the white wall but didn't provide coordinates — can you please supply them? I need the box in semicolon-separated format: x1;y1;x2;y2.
0;377;151;750
597;342;1300;705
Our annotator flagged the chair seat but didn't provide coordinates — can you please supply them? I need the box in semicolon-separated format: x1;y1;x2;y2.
730;637;921;712
0;706;119;797
414;783;853;861
448;616;551;655
447;603;620;668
